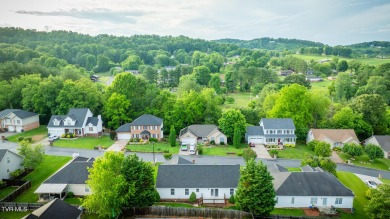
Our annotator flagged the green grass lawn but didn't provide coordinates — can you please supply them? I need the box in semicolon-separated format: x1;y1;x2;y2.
287;167;302;172
310;79;332;93
337;152;390;171
223;92;253;109
0;211;31;219
53;136;114;150
337;171;369;219
379;178;390;184
0;186;18;200
154;202;195;208
277;144;315;159
127;142;180;154
14;155;72;202
201;144;247;156
7;125;47;143
292;54;390;66
271;208;305;216
64;197;83;205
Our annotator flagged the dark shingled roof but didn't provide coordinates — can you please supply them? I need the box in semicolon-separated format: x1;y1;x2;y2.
27;199;81;219
44;157;93;184
276;172;354;196
0;109;37;119
371;135;390;151
156;165;240;188
86;117;99;126
116;123;131;132
246;126;264;136
0;149;22;162
179;124;220;137
0;109;16;118
261;118;295;129
130;114;163;126
47;108;90;128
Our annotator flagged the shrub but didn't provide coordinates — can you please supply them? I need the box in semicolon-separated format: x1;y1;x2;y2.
308;140;320;151
210;140;215;145
220;141;225;145
24;137;32;143
269;149;279;157
333;147;342;152
284;144;295;148
67;192;74;198
243;147;257;162
365;144;384;160
226;96;235;104
66;134;70;138
61;134;66;138
150;138;158;142
314;142;332;157
229;194;235;204
189;192;197;203
0;180;6;187
197;146;203;155
366;189;372;199
342;143;363;157
10;169;23;179
163;150;169;153
156;148;161;151
109;131;116;140
237;151;243;156
17;136;25;142
163;153;172;160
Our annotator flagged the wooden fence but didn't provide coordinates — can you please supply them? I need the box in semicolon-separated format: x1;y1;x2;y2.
0;181;31;202
0;202;44;211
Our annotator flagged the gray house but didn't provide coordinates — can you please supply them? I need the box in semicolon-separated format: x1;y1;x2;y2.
364;135;390;159
116;114;163;140
0;149;24;179
22;198;82;219
0;109;40;132
179;124;227;145
245;118;296;145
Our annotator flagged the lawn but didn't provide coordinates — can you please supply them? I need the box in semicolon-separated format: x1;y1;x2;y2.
7;125;48;143
287;167;302;172
310;79;332;93
127;142;180;154
14;155;72;202
0;186;17;200
53;136;114;150
0;211;31;219
223;92;253;109
64;197;83;205
337;152;390;171
379;178;390;184
337;171;369;219
271;208;305;216
292;54;390;66
277;144;315;159
154;202;195;208
201;144;247;156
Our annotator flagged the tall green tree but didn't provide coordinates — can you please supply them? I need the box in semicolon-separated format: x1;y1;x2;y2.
169;125;176;147
209;73;221;94
365;144;385;160
218;109;246;139
236;159;276;216
331;107;373;140
233;124;241;149
301;155;336;175
283;74;311;89
193;66;211;86
121;55;143;70
335;72;353;101
17;140;45;169
103;92;131;130
365;184;390;219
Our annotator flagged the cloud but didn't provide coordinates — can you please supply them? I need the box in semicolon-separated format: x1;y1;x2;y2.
14;8;144;24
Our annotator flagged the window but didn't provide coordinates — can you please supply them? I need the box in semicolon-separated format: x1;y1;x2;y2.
7;169;9;173
196;189;199;192
7;157;10;163
211;189;218;197
171;189;175;195
89;127;93;131
310;197;318;205
144;126;147;130
277;130;282;134
291;197;295;204
230;189;234;195
17;120;20;124
211;189;214;196
323;198;327;205
335;198;342;204
155;126;158;130
215;189;218;197
185;189;189;195
67;120;71;125
220;137;224;143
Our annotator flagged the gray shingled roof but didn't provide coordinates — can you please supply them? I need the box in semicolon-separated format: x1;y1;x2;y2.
0;109;18;118
156;165;240;188
373;135;390;151
179;124;219;138
246;126;264;136
44;157;93;184
130;114;163;126
0;149;22;162
47;108;90;128
86;117;99;126
0;109;37;119
276;172;354;196
116;123;131;132
261;118;295;129
28;199;81;219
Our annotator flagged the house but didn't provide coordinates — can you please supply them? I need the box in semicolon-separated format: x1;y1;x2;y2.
35;157;93;201
156;164;240;204
0;149;24;179
0;109;40;132
306;129;359;149
269;164;354;209
364;135;390;158
306;76;323;82
116;114;163;140
245;118;296;145
279;70;294;76
22;198;82;219
179;124;227;145
47;108;103;137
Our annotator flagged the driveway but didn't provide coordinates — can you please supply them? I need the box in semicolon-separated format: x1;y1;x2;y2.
106;140;128;152
253;144;272;159
354;173;383;186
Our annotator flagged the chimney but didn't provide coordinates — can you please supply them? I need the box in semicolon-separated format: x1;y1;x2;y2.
192;159;195;164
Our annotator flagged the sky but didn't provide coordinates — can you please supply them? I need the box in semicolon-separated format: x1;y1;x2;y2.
0;0;389;46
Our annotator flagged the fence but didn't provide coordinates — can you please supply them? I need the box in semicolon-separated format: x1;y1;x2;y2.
0;202;44;211
123;206;252;219
0;181;31;202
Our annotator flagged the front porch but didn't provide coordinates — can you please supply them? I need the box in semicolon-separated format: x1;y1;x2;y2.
34;183;68;202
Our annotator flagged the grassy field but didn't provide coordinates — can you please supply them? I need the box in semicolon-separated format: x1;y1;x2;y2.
127;142;180;154
14;155;72;202
64;197;83;205
379;178;390;184
337;171;369;219
154;202;194;208
310;79;333;93
271;208;305;216
223;92;253;109
201;144;247;156
0;211;31;219
292;54;390;66
277;144;315;159
7;125;47;143
53;136;114;150
0;186;17;200
337;152;390;171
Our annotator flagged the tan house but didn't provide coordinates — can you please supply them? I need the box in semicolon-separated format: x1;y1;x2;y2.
179;124;227;145
306;129;359;149
364;135;390;159
116;114;163;140
0;109;40;132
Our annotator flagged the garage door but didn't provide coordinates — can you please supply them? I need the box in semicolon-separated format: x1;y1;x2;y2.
117;133;131;140
249;137;263;144
8;126;15;132
181;138;197;145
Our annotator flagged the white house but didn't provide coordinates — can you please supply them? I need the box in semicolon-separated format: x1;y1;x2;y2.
116;114;163;140
245;118;296;145
0;109;40;132
47;108;102;137
22;198;82;219
156;164;240;204
0;149;24;179
306;129;360;149
179;124;227;145
35;157;93;201
269;164;354;209
364;135;390;159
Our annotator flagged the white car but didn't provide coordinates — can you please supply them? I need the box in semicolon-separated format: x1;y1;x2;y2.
48;135;59;141
189;144;196;155
365;180;378;189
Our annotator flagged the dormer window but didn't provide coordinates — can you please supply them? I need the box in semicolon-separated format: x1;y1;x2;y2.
53;119;60;126
67;120;71;125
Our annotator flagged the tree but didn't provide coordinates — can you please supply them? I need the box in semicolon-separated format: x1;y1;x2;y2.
95;54;110;72
283;74;311;89
236;159;276;216
177;74;201;96
17;140;45;169
309;90;331;128
337;60;348;72
218;109;246;139
233;125;241;149
243;148;257;161
121;55;143;70
356;76;390;104
331;107;373;140
209;73;221;93
193;66;211;86
301;155;336;175
365;144;384;160
342;143;363;157
84;152;131;218
169;125;176;147
103;92;131;130
335;72;353;101
365;184;390;219
314;142;332;157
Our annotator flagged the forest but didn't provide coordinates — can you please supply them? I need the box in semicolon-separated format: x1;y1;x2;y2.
0;27;389;141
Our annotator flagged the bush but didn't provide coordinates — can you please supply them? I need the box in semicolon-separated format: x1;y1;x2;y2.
366;189;372;199
269;149;279;157
284;144;295;148
314;142;332;157
67;192;74;198
333;147;342;152
229;194;235;204
150;138;158;142
342;143;363;157
243;147;257;162
156;148;161;151
197;146;203;155
66;134;70;138
226;96;235;104
24;137;32;143
61;134;66;138
220;141;225;145
110;131;116;140
17;136;25;142
163;153;172;160
163;150;169;153
0;180;6;187
308;140;319;151
365;144;384;160
189;192;197;203
10;169;23;179
237;152;243;156
210;140;215;145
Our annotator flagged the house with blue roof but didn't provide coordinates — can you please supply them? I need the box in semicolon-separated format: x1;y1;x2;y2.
245;118;296;145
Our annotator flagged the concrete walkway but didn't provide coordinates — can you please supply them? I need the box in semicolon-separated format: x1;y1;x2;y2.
331;151;344;163
106;140;128;152
253;144;272;159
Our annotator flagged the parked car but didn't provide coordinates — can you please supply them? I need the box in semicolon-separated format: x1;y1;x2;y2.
365;180;378;189
189;144;196;155
181;143;188;151
48;135;59;141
